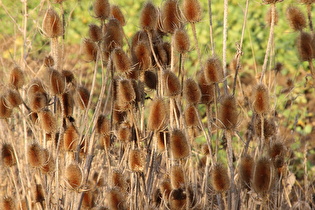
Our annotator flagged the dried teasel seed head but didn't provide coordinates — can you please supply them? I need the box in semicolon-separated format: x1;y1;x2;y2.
89;24;103;42
42;8;63;38
28;143;45;167
211;163;230;193
170;165;186;189
170;188;187;209
218;95;238;130
265;7;279;27
144;70;157;90
286;6;306;31
96;114;110;135
74;86;90;110
140;2;158;31
106;188;126;210
148;98;167;131
62;70;76;85
93;0;110;20
196;70;215;104
160;178;172;199
117;79;136;108
133;41;151;71
103;18;123;53
170;129;190;160
44;56;54;68
255;117;276;139
204;56;224;83
46;68;66;95
161;0;182;34
110;170;127;191
112;48;131;74
0;96;12;119
99;134;111;150
0;197;15;210
183;78;201;105
63;123;79;151
182;0;202;23
28;92;48;112
239;155;254;189
201;144;210;155
300;0;315;4
1;143;16;167
41;152;55;174
39;109;56;134
32;184;45;203
61;92;74;117
117;123;132;143
253;84;269;115
81;38;98;62
253;157;273;194
129;149;144;172
184;105;199;127
110;5;126;26
173;28;190;54
82;190;93;209
297;32;314;61
9;67;25;89
4;89;22;108
269;142;286;159
65;163;82;189
113;103;127;124
156;131;169;153
163;70;181;97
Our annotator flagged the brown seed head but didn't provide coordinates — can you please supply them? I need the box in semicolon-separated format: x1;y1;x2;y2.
182;0;202;23
204;57;224;83
218;95;238;130
41;152;55;174
170;129;190;160
42;8;63;38
81;38;98;62
0;197;15;210
140;2;158;30
239;155;254;189
144;70;157;89
93;0;110;20
117;123;132;143
297;31;314;61
4;89;22;108
110;170;127;191
74;86;90;110
28;143;45;167
112;48;131;74
183;78;201;105
148;98;167;131
160;178;172;199
269;142;286;159
184;105;199;127
106;188;125;210
170;188;187;209
39;109;56;134
32;184;45;203
62;70;76;85
133;41;151;71
211;163;230;193
96;114;110;135
46;68;66;95
82;191;93;209
103;18;123;52
117;79;136;108
65;163;82;189
99;134;111;150
170;165;186;189
253;84;269;115
161;0;182;34
255;117;276;139
129;149;144;172
173;28;190;54
286;6;307;31
111;5;126;26
196;70;215;104
61;92;74;117
0;96;12;119
63;123;79;151
1;143;16;167
163;70;181;97
300;0;315;3
44;55;55;68
253;157;273;194
9;67;25;89
89;24;103;42
265;7;279;27
29;92;48;112
156;131;169;153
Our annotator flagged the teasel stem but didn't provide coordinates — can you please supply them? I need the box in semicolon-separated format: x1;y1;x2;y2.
51;37;60;70
232;0;249;96
191;23;202;70
208;0;215;55
304;141;309;203
260;3;275;83
8;168;23;209
225;130;236;210
222;0;229;95
22;0;28;66
306;4;313;32
60;3;65;68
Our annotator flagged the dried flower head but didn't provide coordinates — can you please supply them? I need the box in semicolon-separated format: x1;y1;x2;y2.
148;98;167;131
183;78;201;105
133;41;151;71
286;6;306;31
89;24;103;42
0;96;12;119
0;197;15;210
161;0;182;33
129;149;144;172
65;163;82;189
173;28;190;54
39;109;56;134
297;32;314;61
42;8;63;38
218;95;238;130
74;86;90;110
81;38;98;62
196;70;215;104
111;5;126;26
96;114;110;135
140;2;158;30
163;70;181;97
184;105;199;127
144;70;157;90
182;0;202;23
1;143;16;167
253;157;273;194
103;18;123;52
239;155;254;189
93;0;110;20
204;56;224;83
32;184;45;203
112;48;131;74
253;84;269;115
9;67;25;89
211;163;230;193
4;89;22;108
28;143;45;167
170;129;190;160
265;7;279;27
170;165;186;189
63;123;79;151
254;117;276;139
106;188;126;210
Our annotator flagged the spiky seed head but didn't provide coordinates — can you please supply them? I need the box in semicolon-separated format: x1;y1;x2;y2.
117;123;132;143
161;0;182;34
255;117;276;139
148;98;167;131
44;56;54;68
265;7;279;27
201;144;210;155
211;163;230;193
133;41;151;71
286;6;306;31
82;191;93;209
9;67;25;89
63;124;79;151
129;149;144;172
1;143;16;167
144;70;157;90
32;184;45;203
163;70;181;97
253;84;269;115
42;8;63;38
170;129;190;160
182;0;202;23
106;188;126;210
196;70;215;104
253;157;273;194
183;78;201;105
218;95;238;130
110;5;126;26
28;143;45;167
112;48;131;74
89;24;103;42
0;197;15;210
103;18;123;52
117;79;136;109
131;30;149;53
93;0;110;20
39;109;56;134
61;92;74;117
46;68;65;95
269;142;286;159
113;103;127;124
99;134;111;150
41;152;55;174
4;89;22;108
239;155;254;189
0;96;12;119
62;70;76;85
28;92;47;112
297;32;314;61
204;57;224;83
300;0;315;4
173;28;190;54
140;2;158;30
81;38;98;62
110;170;127;191
170;165;186;189
156;131;169;153
74;86;90;110
96;114;110;135
184;105;199;127
65;163;82;189
170;188;187;209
